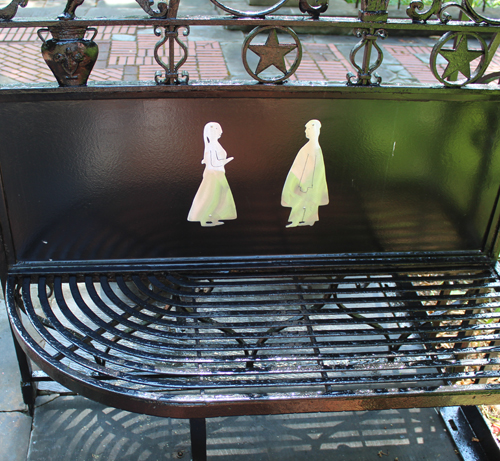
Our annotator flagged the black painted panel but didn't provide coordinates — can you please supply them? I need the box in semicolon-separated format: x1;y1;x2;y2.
0;94;499;262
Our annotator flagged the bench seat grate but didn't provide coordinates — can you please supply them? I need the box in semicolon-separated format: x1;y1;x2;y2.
7;265;500;418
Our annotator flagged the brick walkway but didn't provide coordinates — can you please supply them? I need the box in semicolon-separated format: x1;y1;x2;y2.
0;26;229;83
1;26;500;84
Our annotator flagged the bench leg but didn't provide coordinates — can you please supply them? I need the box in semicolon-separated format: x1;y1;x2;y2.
189;418;207;461
9;324;36;415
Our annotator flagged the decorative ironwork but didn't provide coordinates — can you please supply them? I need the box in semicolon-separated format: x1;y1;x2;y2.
348;28;387;86
298;0;329;20
154;25;189;84
242;26;302;83
476;33;500;83
359;0;390;23
59;0;85;20
0;0;27;21
406;0;442;23
439;0;500;25
135;0;180;19
38;26;99;87
430;32;488;86
209;0;288;18
3;0;500;87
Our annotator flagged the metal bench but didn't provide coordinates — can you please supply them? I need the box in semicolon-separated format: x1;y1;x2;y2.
2;0;500;459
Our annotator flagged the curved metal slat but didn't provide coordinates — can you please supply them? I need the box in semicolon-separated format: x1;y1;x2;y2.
7;267;500;413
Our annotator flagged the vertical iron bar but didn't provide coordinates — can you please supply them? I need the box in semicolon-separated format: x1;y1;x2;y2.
362;33;374;81
169;26;175;84
190;418;207;461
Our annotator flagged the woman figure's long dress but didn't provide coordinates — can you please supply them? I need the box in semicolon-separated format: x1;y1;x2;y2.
188;123;237;227
281;120;328;227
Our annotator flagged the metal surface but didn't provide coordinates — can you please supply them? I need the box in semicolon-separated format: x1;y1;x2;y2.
2;86;500;264
38;26;98;87
439;406;500;461
0;0;26;21
189;418;207;461
7;265;500;418
242;26;302;83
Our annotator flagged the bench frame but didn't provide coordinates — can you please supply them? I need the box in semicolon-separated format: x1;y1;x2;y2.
3;0;500;459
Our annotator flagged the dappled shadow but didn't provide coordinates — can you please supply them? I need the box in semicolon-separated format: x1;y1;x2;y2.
29;396;460;461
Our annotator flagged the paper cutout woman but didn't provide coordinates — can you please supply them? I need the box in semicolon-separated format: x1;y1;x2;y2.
188;122;237;227
281;119;329;228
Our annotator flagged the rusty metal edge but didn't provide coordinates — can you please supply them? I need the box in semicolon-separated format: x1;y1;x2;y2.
2;81;500;103
1;17;500;34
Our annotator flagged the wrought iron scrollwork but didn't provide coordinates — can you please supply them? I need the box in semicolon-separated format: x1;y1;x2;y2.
407;0;500;25
406;0;442;23
348;28;387;86
242;26;302;84
299;0;329;19
136;0;180;19
0;0;27;21
439;0;500;25
209;0;288;18
430;31;488;86
476;33;500;83
154;25;189;85
58;0;85;20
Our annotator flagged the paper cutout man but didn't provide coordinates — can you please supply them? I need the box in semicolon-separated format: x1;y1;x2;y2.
188;122;237;227
281;119;329;227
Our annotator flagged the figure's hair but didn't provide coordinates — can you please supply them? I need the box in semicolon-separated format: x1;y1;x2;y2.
306;119;321;129
204;122;221;146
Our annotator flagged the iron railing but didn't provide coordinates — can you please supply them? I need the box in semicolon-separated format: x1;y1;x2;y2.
2;0;500;86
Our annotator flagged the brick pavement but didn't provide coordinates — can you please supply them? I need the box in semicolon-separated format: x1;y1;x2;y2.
1;25;500;84
0;26;230;83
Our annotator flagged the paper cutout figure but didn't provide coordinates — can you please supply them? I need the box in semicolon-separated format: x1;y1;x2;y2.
188;122;237;227
281;119;329;227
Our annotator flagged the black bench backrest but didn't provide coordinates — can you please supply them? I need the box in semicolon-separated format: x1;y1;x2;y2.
1;86;500;268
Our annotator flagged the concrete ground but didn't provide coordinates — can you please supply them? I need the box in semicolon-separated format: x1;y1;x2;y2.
0;1;498;459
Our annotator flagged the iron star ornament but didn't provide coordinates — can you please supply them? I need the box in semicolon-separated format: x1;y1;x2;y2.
248;28;297;75
430;31;488;86
439;34;483;80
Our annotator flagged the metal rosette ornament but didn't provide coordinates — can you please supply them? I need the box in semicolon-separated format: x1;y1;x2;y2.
242;26;302;84
430;32;488;87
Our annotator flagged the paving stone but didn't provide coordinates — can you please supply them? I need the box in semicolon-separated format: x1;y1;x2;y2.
28;396;191;461
188;25;244;42
27;395;462;461
0;412;32;461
